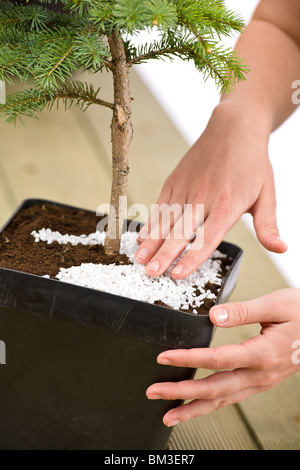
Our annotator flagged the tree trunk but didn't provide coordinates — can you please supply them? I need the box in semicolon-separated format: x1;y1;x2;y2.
104;32;133;256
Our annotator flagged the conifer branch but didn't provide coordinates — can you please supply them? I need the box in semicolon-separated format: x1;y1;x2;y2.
49;81;114;110
127;34;248;92
0;81;114;124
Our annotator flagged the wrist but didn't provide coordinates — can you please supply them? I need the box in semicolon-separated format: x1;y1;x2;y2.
213;99;273;136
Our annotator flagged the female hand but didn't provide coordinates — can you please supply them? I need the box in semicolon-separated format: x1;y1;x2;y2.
134;101;287;279
146;288;300;427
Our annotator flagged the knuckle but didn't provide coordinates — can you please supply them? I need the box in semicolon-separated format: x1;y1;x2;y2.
202;386;220;401
215;398;232;411
181;406;195;423
192;186;209;204
213;204;230;219
201;230;215;249
180;251;197;266
180;398;209;421
176;252;200;276
207;349;223;371
261;217;278;230
258;348;281;371
177;355;189;369
170;381;186;400
180;207;204;239
214;193;237;219
254;369;279;389
168;391;180;401
255;217;278;237
180;350;196;368
233;302;249;325
258;355;274;370
262;369;280;387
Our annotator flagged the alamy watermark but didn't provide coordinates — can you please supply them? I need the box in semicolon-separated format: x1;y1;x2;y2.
96;199;205;248
291;80;300;105
0;80;6;105
291;340;300;365
0;340;6;365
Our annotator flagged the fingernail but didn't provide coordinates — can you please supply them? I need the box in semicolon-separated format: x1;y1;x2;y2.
146;260;160;273
214;308;228;323
135;247;148;261
167;420;180;427
157;356;172;365
171;264;183;276
148;394;162;400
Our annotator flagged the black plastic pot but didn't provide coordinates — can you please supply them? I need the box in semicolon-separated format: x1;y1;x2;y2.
0;199;243;450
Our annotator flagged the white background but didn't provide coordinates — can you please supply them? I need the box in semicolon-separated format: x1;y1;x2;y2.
135;0;300;288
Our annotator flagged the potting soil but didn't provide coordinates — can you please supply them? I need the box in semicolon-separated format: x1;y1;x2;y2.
0;203;231;315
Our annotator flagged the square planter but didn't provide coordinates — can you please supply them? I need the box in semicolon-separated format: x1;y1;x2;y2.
0;199;243;449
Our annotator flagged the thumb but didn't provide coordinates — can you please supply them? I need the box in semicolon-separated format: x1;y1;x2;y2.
251;185;287;254
210;289;293;328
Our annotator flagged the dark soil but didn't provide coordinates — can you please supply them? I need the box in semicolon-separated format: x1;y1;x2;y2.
0;203;231;315
0;203;130;278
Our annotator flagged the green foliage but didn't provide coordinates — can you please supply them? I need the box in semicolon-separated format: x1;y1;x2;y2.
0;80;112;124
0;0;248;123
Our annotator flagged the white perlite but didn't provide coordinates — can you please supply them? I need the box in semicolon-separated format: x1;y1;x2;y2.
31;228;227;313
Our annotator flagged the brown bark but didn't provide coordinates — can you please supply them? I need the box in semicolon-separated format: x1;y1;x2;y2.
104;32;133;256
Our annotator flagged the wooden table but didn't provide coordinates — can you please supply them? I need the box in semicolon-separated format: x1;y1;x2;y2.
0;70;299;450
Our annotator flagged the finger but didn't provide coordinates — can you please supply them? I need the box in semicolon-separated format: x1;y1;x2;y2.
135;202;184;265
156;343;259;370
144;237;188;276
161;364;291;425
251;184;287;254
161;387;259;426
170;207;236;279
210;289;294;327
147;369;251;402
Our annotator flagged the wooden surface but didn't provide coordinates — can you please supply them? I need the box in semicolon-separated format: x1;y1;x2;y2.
0;69;299;450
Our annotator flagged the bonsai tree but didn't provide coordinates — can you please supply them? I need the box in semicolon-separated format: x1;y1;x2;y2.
0;0;247;257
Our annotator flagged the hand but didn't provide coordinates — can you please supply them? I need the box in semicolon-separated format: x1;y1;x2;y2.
146;288;300;427
135;101;287;279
